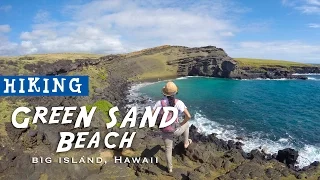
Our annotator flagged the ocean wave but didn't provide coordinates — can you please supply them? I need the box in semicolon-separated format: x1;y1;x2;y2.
293;73;320;75
176;77;189;80
240;77;320;81
307;77;320;80
185;76;320;81
128;82;158;96
191;112;320;168
240;78;293;81
278;138;289;143
126;83;157;111
177;76;219;80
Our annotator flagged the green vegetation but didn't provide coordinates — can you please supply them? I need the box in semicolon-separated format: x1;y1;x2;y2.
234;58;312;68
15;109;37;130
68;66;108;96
0;53;103;62
0;99;11;136
0;98;35;138
128;51;178;81
0;53;105;75
127;46;202;81
39;173;48;180
86;100;121;127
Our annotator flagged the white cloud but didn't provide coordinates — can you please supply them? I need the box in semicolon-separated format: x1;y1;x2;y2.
306;0;320;6
282;0;320;14
18;25;124;54
0;35;18;56
308;23;320;28
0;5;12;12
220;32;235;37
282;0;297;6
2;0;242;55
0;25;11;33
297;5;320;14
0;24;16;55
20;29;57;40
34;10;51;22
227;41;320;63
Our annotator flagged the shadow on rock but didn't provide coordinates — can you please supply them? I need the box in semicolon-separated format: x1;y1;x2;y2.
141;145;167;172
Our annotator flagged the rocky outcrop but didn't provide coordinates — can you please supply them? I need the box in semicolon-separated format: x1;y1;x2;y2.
126;124;319;179
292;66;320;74
234;65;320;80
234;68;309;80
168;46;237;78
23;55;119;75
166;46;318;79
276;148;299;168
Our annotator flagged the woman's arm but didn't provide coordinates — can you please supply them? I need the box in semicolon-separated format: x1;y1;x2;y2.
180;108;191;126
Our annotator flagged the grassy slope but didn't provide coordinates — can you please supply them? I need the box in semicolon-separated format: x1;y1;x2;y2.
0;53;104;75
127;51;179;81
124;45;209;81
0;53;103;62
234;58;312;68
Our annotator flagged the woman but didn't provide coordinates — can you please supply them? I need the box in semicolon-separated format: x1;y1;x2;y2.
152;81;192;173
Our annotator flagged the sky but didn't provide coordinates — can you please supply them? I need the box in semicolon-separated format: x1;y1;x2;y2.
0;0;319;63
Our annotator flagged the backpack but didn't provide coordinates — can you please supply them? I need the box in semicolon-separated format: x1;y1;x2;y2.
157;99;180;133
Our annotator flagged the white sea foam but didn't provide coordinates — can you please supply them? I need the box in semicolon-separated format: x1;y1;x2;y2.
307;77;320;80
177;76;218;79
242;78;293;81
190;111;320;168
126;82;156;110
278;138;289;143
176;77;188;80
297;145;320;167
293;73;320;75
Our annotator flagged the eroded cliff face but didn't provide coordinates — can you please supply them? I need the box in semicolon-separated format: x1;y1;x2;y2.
292;66;320;74
164;46;319;80
235;66;320;80
167;46;237;78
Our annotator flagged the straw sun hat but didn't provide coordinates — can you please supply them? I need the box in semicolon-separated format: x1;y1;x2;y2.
162;81;178;96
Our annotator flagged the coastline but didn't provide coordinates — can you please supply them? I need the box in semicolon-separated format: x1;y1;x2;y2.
0;47;319;179
126;75;320;170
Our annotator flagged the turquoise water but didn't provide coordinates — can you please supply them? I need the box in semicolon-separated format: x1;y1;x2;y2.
136;75;320;167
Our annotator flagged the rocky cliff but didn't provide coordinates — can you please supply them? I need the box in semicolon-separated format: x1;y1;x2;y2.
163;46;318;80
2;45;316;81
167;46;237;78
291;66;320;74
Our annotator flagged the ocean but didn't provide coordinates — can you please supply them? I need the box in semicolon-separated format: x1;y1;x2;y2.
129;75;320;168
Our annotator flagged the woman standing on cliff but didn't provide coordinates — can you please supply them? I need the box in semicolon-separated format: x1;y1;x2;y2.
152;81;192;173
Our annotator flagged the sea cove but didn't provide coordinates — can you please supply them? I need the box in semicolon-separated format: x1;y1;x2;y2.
135;75;320;167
